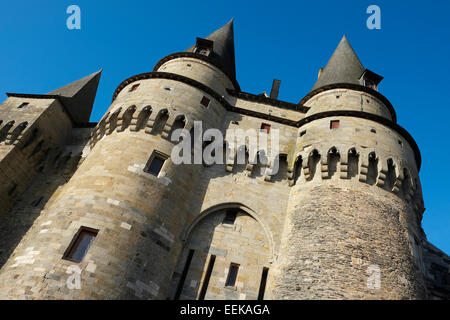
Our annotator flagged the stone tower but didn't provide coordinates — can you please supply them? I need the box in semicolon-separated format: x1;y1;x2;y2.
0;22;448;300
273;36;428;299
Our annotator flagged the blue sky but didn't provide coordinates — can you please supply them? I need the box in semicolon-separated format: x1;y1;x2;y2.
0;0;449;253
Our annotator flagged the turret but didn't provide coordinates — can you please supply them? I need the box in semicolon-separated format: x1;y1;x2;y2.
0;22;234;299
273;36;427;299
0;70;101;217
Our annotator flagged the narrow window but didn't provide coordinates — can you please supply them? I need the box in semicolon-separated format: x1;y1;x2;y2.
223;209;237;225
300;130;306;137
198;255;216;300
330;120;340;129
261;123;271;134
258;267;269;300
18;102;29;109
129;84;140;92
174;249;195;300
370;128;376;133
63;227;98;263
226;263;240;287
144;151;168;177
200;96;210;108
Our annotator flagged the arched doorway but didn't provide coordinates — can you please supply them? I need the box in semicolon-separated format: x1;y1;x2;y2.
168;206;271;300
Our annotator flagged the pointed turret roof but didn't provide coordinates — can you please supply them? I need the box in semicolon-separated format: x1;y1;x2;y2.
312;36;365;91
47;69;102;123
186;19;236;79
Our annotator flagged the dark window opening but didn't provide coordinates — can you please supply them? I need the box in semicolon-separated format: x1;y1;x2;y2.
223;209;238;225
300;130;306;137
174;249;195;300
195;47;210;55
198;255;216;300
258;267;269;300
194;38;213;57
226;263;240;287
398;140;403;146
261;123;271;134
367;152;378;185
63;227;98;263
129;84;140;92
145;151;168;177
330;120;340;129
18;102;29;109
200;96;210;108
370;129;376;133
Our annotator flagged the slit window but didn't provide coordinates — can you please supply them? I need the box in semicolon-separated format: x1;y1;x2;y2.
261;123;271;134
226;263;240;287
300;130;306;137
258;267;269;300
174;249;195;300
200;96;210;108
63;227;98;263
18;102;29;109
199;255;216;300
129;84;140;92
145;151;168;177
330;120;340;129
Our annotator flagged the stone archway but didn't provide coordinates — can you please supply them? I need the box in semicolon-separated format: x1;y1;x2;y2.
168;204;272;300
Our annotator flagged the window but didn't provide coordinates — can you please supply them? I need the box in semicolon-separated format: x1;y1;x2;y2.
200;96;210;108
129;84;140;92
258;267;269;300
145;151;168;177
174;249;195;300
63;227;98;263
198;255;216;300
226;263;240;287
223;210;237;225
261;123;271;134
330;120;340;129
300;130;306;137
193;38;213;57
18;102;29;109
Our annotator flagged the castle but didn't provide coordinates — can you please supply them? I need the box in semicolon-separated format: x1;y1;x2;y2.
0;20;448;300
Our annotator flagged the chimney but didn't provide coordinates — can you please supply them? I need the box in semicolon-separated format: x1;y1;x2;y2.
270;79;281;100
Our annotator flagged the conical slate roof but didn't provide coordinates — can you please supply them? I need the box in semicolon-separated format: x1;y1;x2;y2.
312;36;365;91
186;19;236;79
47;70;102;123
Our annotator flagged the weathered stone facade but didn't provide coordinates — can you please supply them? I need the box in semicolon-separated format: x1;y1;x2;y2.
0;21;448;300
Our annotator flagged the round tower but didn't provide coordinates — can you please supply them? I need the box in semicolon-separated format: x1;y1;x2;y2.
273;36;427;299
0;21;238;299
